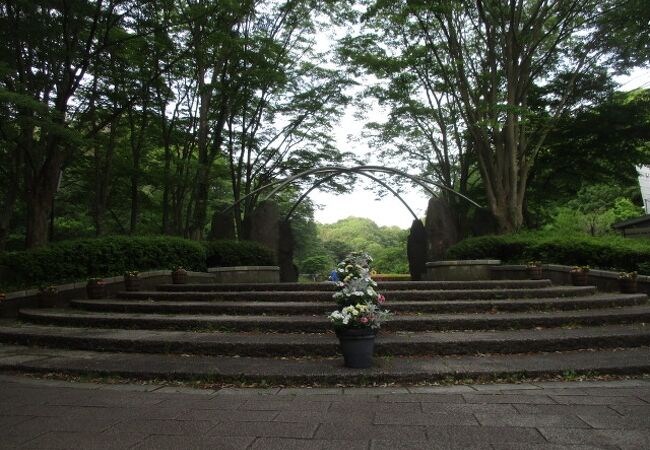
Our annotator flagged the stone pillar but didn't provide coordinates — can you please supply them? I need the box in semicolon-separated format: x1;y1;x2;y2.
278;220;299;282
249;201;280;263
407;219;427;281
425;197;459;262
208;211;236;240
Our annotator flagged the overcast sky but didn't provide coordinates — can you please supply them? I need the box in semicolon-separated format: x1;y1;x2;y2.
310;67;650;229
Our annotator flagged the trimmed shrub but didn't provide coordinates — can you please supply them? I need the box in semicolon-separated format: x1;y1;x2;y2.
0;236;206;288
203;240;275;267
446;232;650;273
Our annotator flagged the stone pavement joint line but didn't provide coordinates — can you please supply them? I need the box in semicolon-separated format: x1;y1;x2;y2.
1;375;650;449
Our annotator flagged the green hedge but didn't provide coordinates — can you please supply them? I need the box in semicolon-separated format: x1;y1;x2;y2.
203;240;275;267
446;232;650;273
0;236;207;288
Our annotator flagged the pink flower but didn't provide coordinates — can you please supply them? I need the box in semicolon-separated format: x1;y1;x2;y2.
360;317;369;324
377;294;385;304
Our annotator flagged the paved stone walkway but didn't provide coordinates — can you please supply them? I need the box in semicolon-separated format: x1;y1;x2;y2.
1;375;650;449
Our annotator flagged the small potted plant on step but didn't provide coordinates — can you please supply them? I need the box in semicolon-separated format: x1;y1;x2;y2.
570;266;590;286
86;278;107;299
527;261;543;280
124;270;140;291
37;285;58;308
328;252;391;369
619;271;638;294
172;266;188;284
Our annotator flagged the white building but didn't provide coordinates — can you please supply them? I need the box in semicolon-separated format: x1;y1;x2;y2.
637;166;650;214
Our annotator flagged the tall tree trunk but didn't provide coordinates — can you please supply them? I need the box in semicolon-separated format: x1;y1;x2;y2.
93;130;115;236
25;159;61;248
128;99;149;234
130;161;140;234
25;133;64;248
0;175;20;251
162;143;172;234
25;193;51;248
0;138;24;250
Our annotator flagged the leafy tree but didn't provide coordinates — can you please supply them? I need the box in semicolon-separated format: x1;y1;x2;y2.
0;0;355;248
353;0;636;233
324;239;354;263
0;1;140;247
316;217;409;273
220;0;354;239
612;198;644;222
596;0;650;69
544;184;644;236
300;255;333;277
526;89;650;226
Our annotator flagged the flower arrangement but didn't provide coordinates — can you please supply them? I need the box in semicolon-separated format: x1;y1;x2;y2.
619;271;637;280
527;261;541;267
328;252;390;330
124;270;139;278
172;266;186;272
570;266;590;273
329;303;390;330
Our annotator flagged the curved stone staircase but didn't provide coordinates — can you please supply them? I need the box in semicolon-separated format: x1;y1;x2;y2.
0;279;649;384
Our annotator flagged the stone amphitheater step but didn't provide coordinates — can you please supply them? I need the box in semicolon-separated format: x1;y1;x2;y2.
116;285;597;302
1;343;649;384
69;293;649;315
0;322;648;357
17;305;650;332
157;280;553;292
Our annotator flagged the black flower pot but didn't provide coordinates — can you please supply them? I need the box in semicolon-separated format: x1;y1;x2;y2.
86;280;107;299
619;278;637;294
528;266;543;280
124;277;140;292
172;270;188;284
336;328;376;369
570;271;588;286
38;292;57;308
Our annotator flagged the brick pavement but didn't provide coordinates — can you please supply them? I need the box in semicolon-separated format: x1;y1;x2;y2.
1;375;650;449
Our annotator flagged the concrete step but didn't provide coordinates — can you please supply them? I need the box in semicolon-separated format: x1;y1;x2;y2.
1;343;649;384
18;305;650;332
69;293;648;315
157;280;554;292
117;286;597;302
0;322;648;357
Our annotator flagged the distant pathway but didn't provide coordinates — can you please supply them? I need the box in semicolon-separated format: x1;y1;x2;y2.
1;375;650;449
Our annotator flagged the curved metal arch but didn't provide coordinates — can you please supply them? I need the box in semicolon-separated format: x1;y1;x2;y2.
220;167;342;214
349;165;480;208
263;166;437;204
221;165;482;216
284;167;420;222
284;172;340;221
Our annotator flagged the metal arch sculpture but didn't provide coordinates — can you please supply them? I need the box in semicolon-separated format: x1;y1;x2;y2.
284;167;421;221
220;166;427;219
260;165;479;206
221;165;482;221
